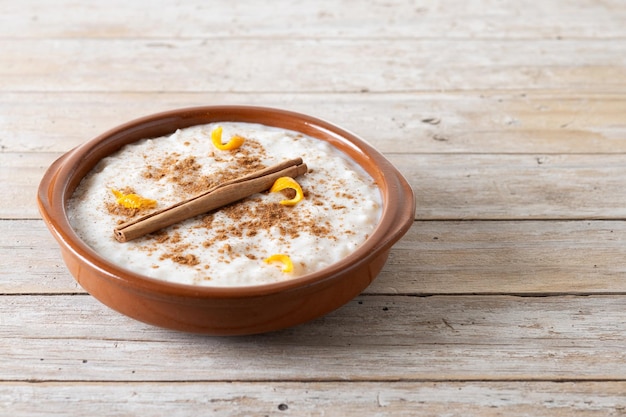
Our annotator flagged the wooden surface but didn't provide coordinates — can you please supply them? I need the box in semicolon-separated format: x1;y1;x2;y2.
2;0;626;415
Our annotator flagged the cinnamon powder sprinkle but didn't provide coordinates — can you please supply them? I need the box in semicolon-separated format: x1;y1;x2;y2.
104;131;358;275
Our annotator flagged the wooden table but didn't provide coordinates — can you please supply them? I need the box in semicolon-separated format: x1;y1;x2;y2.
2;1;626;415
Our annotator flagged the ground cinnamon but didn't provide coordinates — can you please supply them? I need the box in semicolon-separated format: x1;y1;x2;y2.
114;158;307;242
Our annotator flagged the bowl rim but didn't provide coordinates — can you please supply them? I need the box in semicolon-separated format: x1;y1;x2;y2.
38;105;415;300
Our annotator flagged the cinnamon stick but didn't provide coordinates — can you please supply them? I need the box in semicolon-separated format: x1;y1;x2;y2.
114;158;307;242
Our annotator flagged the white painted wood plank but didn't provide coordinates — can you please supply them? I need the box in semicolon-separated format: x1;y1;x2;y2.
373;220;626;295
1;295;626;381
3;219;626;295
1;39;625;93
3;0;625;39
0;153;59;219
2;92;625;154
404;153;626;220
0;220;82;294
2;381;626;416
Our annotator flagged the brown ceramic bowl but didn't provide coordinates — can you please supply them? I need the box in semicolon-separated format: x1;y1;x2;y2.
38;106;415;335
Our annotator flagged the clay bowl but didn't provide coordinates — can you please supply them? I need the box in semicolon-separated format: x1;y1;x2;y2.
38;106;415;335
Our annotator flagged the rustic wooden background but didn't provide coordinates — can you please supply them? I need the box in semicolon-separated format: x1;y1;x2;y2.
1;0;626;415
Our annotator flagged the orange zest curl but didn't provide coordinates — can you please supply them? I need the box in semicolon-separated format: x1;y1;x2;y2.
111;189;157;210
269;177;304;206
264;254;294;273
211;126;245;151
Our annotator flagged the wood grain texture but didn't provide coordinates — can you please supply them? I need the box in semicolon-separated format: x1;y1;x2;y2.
2;381;626;417
2;92;625;154
3;0;626;39
1;39;625;93
406;153;626;220
2;295;626;381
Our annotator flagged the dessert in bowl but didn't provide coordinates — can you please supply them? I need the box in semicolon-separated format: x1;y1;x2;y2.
38;106;415;335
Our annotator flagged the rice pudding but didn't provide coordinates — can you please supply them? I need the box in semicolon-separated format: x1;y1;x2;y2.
67;122;382;286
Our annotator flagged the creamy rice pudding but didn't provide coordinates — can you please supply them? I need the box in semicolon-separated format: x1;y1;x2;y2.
67;122;382;286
